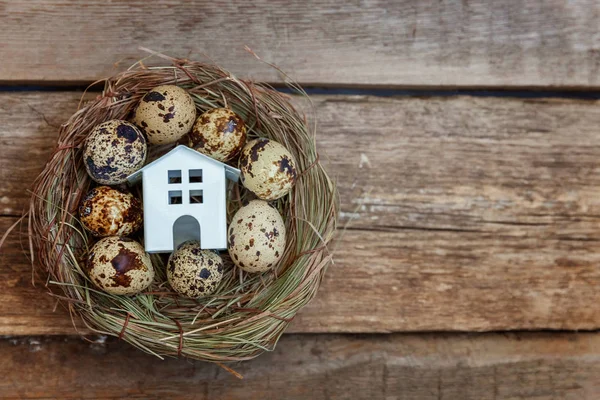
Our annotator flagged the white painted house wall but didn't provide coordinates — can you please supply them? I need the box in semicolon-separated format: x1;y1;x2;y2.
140;148;227;252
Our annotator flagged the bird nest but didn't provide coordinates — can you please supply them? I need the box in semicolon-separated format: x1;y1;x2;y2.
27;54;338;365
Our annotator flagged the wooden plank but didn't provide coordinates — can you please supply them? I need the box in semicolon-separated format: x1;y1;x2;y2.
2;1;600;87
0;92;80;216
3;92;600;333
1;333;599;399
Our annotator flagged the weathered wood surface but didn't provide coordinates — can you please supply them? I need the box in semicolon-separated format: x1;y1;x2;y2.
3;92;600;334
1;333;599;399
2;1;600;87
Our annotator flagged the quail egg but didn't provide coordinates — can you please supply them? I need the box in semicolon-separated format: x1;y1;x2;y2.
228;200;286;273
83;120;147;185
167;240;224;298
87;237;154;295
133;85;197;145
79;186;143;237
189;108;246;162
239;138;297;200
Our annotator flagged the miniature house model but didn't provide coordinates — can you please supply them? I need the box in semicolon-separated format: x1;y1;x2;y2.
127;145;240;253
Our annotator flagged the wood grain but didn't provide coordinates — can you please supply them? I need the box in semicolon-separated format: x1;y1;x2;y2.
3;92;600;333
2;1;600;87
1;333;599;399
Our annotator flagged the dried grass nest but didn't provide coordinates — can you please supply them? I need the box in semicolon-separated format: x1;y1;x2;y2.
27;54;338;365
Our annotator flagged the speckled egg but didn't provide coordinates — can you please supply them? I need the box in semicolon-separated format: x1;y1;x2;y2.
228;200;286;273
167;241;224;298
189;108;247;162
87;237;154;295
133;85;197;145
239;138;298;200
79;186;143;237
83;120;147;185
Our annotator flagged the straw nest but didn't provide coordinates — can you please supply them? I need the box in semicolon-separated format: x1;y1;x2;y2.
27;54;338;365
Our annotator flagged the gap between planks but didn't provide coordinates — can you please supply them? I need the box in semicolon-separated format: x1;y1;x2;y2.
5;85;600;101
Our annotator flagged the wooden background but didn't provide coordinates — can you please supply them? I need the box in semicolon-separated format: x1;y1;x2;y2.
2;0;600;398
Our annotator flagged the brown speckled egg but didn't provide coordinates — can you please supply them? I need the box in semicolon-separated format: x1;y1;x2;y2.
189;108;246;162
167;241;224;298
133;85;197;145
239;138;297;200
228;200;286;273
79;186;143;237
83;120;147;185
87;237;154;295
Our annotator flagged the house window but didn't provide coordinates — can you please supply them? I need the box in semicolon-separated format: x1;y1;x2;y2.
189;169;203;183
189;190;203;204
168;190;182;205
168;170;182;184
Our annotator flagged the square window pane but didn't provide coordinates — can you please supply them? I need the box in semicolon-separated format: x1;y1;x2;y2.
169;190;182;204
168;170;182;184
189;189;203;204
189;169;203;183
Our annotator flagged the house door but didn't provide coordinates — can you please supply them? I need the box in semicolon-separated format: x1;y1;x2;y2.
172;215;201;249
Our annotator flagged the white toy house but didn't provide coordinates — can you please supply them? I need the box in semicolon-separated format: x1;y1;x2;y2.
127;145;240;253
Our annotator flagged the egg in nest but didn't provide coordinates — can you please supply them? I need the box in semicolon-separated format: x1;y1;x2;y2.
87;237;154;295
228;200;286;273
239;138;298;200
79;186;143;237
167;241;224;298
83;120;147;185
133;85;197;145
189;108;246;162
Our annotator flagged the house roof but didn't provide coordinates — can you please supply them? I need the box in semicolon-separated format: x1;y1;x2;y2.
127;145;241;184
